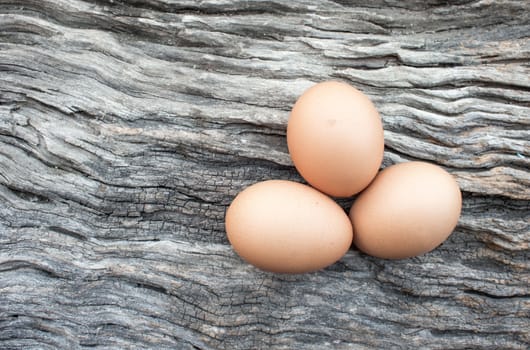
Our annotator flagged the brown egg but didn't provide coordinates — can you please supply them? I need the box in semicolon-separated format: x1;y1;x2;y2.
287;81;384;197
225;180;353;273
349;161;462;259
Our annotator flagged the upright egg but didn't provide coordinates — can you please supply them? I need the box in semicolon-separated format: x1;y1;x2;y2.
287;81;384;197
349;161;462;259
225;180;353;273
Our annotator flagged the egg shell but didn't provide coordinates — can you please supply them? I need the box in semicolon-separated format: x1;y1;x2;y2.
349;161;462;259
225;180;353;273
287;81;384;197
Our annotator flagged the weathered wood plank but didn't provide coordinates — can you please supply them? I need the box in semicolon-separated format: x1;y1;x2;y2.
0;0;529;349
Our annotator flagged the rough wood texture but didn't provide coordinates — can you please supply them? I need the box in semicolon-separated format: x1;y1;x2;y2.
0;0;529;349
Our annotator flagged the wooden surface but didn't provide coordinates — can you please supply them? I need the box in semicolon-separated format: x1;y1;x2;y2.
1;0;529;349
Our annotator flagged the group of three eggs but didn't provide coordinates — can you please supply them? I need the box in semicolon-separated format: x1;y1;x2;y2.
225;81;462;273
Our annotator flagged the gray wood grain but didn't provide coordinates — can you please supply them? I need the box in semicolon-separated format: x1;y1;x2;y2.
0;0;529;349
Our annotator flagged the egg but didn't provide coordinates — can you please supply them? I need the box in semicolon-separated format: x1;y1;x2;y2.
349;161;462;259
225;180;353;273
287;80;384;197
